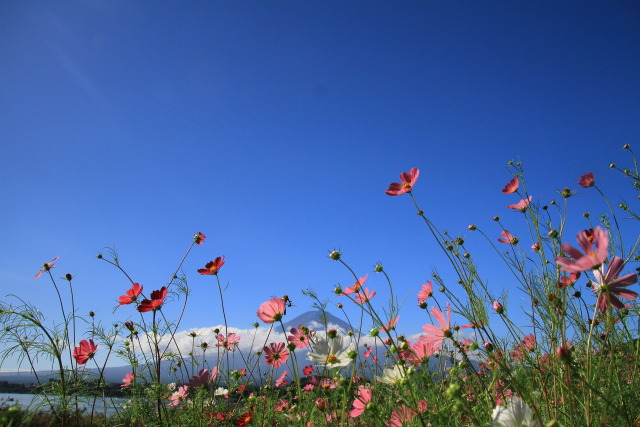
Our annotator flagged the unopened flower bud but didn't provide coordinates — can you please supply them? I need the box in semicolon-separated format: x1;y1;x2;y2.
287;343;296;352
336;303;343;309
315;397;328;411
96;253;103;259
463;252;470;259
213;328;220;334
370;328;379;337
550;200;556;205
329;250;341;261
89;311;95;317
556;346;571;365
493;216;500;222
623;143;630;149
484;342;493;351
470;342;479;351
334;286;343;295
492;301;504;314
610;163;616;169
439;287;446;293
347;330;354;336
65;273;73;281
548;229;558;239
456;237;464;245
327;329;337;339
583;212;590;218
416;210;423;216
561;188;572;198
189;332;197;338
253;322;259;328
374;264;383;273
468;224;476;231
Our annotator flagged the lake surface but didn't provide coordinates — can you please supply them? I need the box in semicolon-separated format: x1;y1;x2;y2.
0;393;125;417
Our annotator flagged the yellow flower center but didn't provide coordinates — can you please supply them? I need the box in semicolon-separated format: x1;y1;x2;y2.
326;354;339;364
402;183;411;189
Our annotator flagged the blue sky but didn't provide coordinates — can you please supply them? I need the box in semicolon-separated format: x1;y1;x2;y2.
1;1;639;370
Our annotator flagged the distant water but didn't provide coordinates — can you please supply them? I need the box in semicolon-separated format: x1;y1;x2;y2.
0;393;125;417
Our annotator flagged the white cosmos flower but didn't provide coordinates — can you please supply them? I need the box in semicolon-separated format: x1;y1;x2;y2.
214;387;228;396
307;336;355;368
376;364;408;385
490;396;541;427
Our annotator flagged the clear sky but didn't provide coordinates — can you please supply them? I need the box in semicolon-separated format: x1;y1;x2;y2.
1;1;639;370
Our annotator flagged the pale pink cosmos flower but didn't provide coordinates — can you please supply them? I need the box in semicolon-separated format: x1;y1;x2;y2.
263;342;289;368
501;177;519;194
417;281;433;304
215;333;240;350
554;227;608;272
275;370;289;387
35;256;59;279
400;340;437;366
342;274;368;295
381;316;399;332
350;385;372;418
386;168;419;196
169;385;189;407
420;304;453;350
121;372;134;387
592;256;638;312
498;230;518;245
507;196;532;212
355;288;376;304
493;301;504;314
578;172;595;188
256;297;287;324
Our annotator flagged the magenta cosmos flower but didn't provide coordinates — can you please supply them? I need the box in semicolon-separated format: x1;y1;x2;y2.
118;283;143;305
592;256;638;312
256;297;287;323
507;196;532;212
73;339;98;365
417;281;433;305
189;367;218;388
263;342;289;367
578;172;595;188
386;168;419;196
554;227;608;272
121;372;134;388
137;287;168;313
34;256;59;279
288;326;314;349
501;177;519;194
198;256;225;275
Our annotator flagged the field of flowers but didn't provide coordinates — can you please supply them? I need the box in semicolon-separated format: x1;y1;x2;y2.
1;145;639;426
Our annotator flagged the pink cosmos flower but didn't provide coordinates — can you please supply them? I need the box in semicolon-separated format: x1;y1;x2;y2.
417;281;433;304
215;333;240;350
386;168;419;196
578;172;595;188
137;286;168;313
355;288;376;304
387;405;416;427
507;196;532;212
420;304;452;350
263;342;289;368
121;372;134;387
511;334;536;362
554;227;609;272
498;230;518;244
303;365;314;376
342;274;367;295
531;241;541;252
401;340;437;366
118;283;143;305
194;232;206;245
169;385;189;407
592;256;638;312
350;385;372;418
256;297;287;324
501;177;519;194
275;370;289;387
558;271;580;288
197;256;225;275
288;326;314;349
381;316;399;332
73;339;98;365
189;367;218;388
35;256;59;279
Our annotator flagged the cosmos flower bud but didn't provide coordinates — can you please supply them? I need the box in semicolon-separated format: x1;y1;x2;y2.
334;286;343;295
374;264;384;273
484;342;494;351
336;303;343;309
493;216;500;221
213;328;220;334
89;311;95;317
329;250;341;260
623;144;630;149
492;301;504;314
253;322;259;328
561;187;572;198
548;229;558;239
370;328;379;337
556;346;571;365
609;163;616;169
65;273;73;281
189;332;197;338
327;329;337;339
583;212;590;218
468;224;476;231
287;343;296;352
315;398;328;411
419;301;428;309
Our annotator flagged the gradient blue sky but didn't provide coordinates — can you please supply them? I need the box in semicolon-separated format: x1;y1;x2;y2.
1;1;639;370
